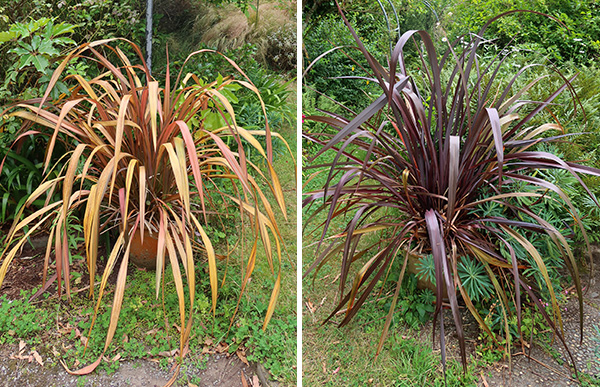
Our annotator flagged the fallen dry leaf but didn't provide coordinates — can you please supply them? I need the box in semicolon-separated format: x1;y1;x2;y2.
321;361;326;374
236;350;249;366
19;340;26;353
481;372;489;387
252;375;260;387
158;349;177;357
241;370;249;387
305;299;316;313
188;383;198;387
215;342;228;353
112;353;121;362
204;337;213;346
332;366;340;374
80;336;88;346
57;325;72;336
32;351;43;366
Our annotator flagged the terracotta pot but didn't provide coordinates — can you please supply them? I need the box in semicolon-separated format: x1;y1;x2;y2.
129;229;159;270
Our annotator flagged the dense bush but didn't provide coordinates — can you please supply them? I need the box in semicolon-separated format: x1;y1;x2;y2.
440;0;600;65
258;23;296;72
303;12;381;110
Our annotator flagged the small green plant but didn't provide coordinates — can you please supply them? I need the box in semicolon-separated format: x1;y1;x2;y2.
0;290;50;344
413;254;434;282
390;274;435;328
476;343;504;365
457;257;494;303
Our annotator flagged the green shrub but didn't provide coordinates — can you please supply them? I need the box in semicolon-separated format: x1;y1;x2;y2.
0;17;77;106
0;136;63;224
441;0;600;65
0;0;144;44
303;12;381;110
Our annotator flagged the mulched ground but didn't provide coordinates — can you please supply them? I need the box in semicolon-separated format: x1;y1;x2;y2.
0;235;50;299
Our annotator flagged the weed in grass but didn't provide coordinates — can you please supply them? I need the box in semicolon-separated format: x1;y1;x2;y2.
578;373;600;387
475;343;504;365
394;275;435;329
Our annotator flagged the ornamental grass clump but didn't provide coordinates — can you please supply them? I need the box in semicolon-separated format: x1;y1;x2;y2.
303;6;600;376
0;39;289;379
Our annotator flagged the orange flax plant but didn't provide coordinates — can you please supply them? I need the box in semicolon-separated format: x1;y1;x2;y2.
0;39;291;377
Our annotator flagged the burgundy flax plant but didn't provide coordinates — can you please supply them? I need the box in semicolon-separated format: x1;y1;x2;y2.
0;39;290;380
303;8;600;376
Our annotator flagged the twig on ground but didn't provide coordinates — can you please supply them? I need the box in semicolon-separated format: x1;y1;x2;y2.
513;351;578;383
